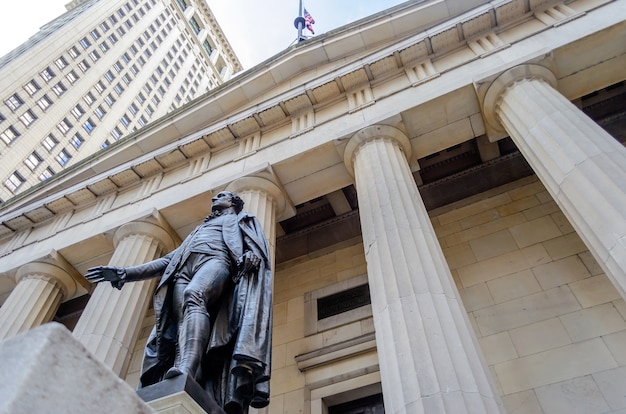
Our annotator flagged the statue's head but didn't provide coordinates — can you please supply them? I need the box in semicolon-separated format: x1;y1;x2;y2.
212;191;244;213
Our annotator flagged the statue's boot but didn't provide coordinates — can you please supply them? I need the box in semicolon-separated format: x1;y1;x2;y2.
165;311;210;380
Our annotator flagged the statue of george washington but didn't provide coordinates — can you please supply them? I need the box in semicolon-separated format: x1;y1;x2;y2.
86;191;272;414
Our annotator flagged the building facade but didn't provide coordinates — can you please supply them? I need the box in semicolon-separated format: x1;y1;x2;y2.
0;0;241;203
0;0;624;413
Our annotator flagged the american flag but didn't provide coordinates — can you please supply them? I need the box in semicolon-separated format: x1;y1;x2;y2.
304;8;315;34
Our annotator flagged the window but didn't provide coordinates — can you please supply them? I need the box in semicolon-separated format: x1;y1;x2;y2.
113;61;123;73
83;118;96;133
111;126;122;140
202;40;213;56
130;64;139;75
157;86;166;96
68;46;80;59
120;114;130;127
56;149;72;166
4;171;25;193
176;0;188;10
55;56;68;70
189;17;201;34
42;134;58;151
79;37;91;49
138;115;147;126
150;95;159;106
39;167;54;181
109;14;118;24
113;83;124;96
24;80;41;96
124;20;133;29
94;105;106;119
104;94;116;107
52;81;67;96
137;56;146;66
95;81;106;94
83;92;96;106
146;104;155;116
19;109;37;127
71;104;85;120
129;45;138;55
136;93;145;104
104;70;115;82
117;26;126;37
89;51;101;62
1;126;19;144
66;70;79;84
150;74;158;85
122;74;132;85
24;152;42;170
5;94;23;111
78;59;90;73
57;118;72;135
108;33;118;44
128;103;138;115
100;42;110;53
37;95;53;111
90;29;100;40
121;52;131;63
101;140;110;149
117;8;125;17
100;21;110;32
71;133;84;149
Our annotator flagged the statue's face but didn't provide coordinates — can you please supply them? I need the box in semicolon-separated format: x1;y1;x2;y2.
211;191;234;210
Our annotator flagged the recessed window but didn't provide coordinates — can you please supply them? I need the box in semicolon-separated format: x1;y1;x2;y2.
55;56;68;70
104;70;115;82
24;152;43;170
42;134;58;152
108;33;118;44
189;17;201;34
113;61;123;72
120;114;130;127
104;94;116;107
100;21;110;32
37;95;53;111
57;118;72;135
19;109;37;127
94;105;106;119
83;118;96;133
71;104;85;120
90;29;100;40
89;51;100;62
99;42;110;53
101;140;110;149
52;81;67;96
68;46;80;59
95;81;106;94
83;92;96;106
78;60;90;73
5;94;23;111
66;70;79;84
117;26;126;37
39;167;55;181
56;148;72;166
1;126;20;144
4;171;25;193
79;37;91;49
113;83;124;96
24;80;41;96
111;126;122;140
71;133;84;149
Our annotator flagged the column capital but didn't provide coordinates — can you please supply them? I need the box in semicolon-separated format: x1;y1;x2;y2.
482;64;557;133
113;219;178;252
16;253;79;300
226;175;295;221
343;125;411;176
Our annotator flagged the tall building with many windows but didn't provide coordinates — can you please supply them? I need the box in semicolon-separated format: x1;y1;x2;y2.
0;0;241;202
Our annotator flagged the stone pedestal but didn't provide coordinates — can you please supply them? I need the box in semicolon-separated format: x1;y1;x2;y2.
483;64;626;298
343;125;503;413
0;255;78;340
73;219;178;376
0;322;154;414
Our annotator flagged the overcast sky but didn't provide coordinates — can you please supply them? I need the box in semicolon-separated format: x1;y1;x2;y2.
0;0;407;69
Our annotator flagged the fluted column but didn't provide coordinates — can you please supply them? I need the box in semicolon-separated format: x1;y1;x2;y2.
73;219;178;376
483;64;626;297
0;253;78;340
343;125;503;413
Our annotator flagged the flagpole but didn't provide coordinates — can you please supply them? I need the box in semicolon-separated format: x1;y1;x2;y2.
294;0;306;42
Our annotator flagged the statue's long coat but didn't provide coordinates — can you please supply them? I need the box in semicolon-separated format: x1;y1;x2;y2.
128;212;272;412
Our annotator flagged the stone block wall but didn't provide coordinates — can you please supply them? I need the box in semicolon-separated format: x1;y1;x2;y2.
434;176;626;413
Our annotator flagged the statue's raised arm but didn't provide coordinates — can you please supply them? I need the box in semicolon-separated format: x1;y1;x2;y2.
85;266;126;290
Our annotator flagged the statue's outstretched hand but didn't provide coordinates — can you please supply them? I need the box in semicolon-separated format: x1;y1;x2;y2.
85;266;126;290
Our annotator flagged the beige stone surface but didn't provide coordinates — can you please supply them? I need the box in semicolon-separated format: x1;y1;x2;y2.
593;366;626;410
486;270;542;304
459;282;494;312
532;255;591;290
478;332;518;365
543;232;589;261
469;229;519;261
534;376;610;414
509;216;562;248
508;317;572;357
494;338;618;395
502;390;544;414
560;303;626;342
570;274;622;308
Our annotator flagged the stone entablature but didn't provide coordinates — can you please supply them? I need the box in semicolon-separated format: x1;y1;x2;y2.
0;0;622;281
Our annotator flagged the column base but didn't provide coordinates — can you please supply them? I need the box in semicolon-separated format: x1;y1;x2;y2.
137;373;225;414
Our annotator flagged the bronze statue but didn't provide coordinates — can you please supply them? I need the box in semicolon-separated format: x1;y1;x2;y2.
86;191;272;414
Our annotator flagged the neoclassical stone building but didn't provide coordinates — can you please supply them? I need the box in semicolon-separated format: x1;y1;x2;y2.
0;0;624;412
